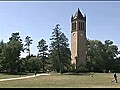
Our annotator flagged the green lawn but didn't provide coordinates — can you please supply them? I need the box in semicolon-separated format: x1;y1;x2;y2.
0;72;119;88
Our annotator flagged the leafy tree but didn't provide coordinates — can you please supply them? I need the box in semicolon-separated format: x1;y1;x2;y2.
114;57;120;72
24;36;33;57
86;39;120;72
86;39;104;72
27;56;42;72
37;39;48;72
102;40;119;71
2;32;23;73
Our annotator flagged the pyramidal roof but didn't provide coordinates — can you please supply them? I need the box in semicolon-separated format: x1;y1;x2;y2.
74;8;84;19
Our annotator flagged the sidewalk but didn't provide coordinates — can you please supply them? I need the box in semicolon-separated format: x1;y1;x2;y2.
0;73;50;82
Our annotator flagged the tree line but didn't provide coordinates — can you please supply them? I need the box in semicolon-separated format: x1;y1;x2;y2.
0;24;120;74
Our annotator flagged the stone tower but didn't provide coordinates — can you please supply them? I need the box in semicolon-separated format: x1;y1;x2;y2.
71;8;87;69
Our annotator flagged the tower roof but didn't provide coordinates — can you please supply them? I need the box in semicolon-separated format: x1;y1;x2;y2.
73;7;85;20
75;8;83;18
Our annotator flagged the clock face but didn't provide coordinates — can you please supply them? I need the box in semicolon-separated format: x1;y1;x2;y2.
73;33;75;36
80;33;83;36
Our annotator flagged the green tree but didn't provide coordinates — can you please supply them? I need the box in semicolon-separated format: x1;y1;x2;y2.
24;36;33;57
86;39;120;72
49;24;71;73
27;56;42;72
0;40;5;71
2;32;23;73
86;39;104;72
37;39;48;72
102;40;119;71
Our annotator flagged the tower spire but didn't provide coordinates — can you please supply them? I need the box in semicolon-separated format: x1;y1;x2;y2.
78;7;80;12
74;7;84;19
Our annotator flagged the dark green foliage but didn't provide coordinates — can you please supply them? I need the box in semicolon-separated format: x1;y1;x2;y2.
37;39;48;72
0;32;23;74
86;39;120;72
27;56;42;72
24;36;33;57
49;24;71;74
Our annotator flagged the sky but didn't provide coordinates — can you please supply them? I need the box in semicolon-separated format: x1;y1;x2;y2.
0;1;120;57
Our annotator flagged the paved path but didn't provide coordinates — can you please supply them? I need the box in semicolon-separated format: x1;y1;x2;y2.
0;73;51;82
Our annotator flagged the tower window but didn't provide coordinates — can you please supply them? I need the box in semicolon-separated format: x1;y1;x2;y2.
83;22;84;30
81;22;82;30
72;22;76;30
79;22;80;30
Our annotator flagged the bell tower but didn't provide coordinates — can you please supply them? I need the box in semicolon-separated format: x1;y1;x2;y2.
71;8;87;69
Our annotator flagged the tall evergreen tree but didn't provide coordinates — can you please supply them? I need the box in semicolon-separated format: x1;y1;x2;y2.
49;24;71;73
0;40;5;71
37;39;48;72
24;36;33;57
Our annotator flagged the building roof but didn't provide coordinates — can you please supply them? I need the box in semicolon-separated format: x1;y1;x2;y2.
74;8;84;19
71;8;86;21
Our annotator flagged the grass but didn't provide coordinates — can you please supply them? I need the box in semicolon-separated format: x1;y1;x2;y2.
0;72;119;88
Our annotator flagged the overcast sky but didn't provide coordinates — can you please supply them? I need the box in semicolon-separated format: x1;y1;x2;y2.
0;1;120;57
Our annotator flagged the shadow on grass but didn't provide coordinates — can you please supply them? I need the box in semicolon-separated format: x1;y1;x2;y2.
0;72;30;75
61;72;95;76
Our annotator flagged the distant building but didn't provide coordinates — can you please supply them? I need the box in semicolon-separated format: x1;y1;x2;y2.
71;8;87;69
